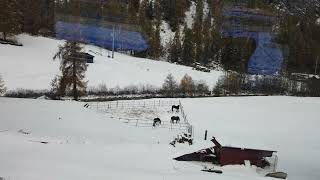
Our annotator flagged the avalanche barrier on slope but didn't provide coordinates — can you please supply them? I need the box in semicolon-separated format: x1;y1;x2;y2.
222;6;284;75
55;21;149;52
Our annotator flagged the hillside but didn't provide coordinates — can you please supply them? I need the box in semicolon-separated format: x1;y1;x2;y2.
1;1;320;180
0;34;221;91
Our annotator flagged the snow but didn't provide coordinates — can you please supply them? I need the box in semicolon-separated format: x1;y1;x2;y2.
0;34;221;91
1;96;320;180
203;1;210;17
185;2;196;29
160;21;175;47
181;96;320;180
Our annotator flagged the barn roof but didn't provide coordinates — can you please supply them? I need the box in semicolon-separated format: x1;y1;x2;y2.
222;146;277;153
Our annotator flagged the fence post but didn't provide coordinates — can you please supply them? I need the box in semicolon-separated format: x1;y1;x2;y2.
136;119;139;127
273;155;278;172
204;130;208;140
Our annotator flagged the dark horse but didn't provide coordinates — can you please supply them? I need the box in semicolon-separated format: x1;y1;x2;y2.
171;105;180;112
171;116;180;124
153;118;161;127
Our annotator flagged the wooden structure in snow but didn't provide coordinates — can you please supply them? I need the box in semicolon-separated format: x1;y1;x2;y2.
175;137;277;168
211;137;276;167
71;52;94;63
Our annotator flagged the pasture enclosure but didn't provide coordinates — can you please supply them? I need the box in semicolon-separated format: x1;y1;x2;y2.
87;99;193;136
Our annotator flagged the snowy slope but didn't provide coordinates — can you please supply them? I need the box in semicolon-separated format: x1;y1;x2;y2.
1;96;320;180
181;96;320;180
0;97;269;180
0;34;221;91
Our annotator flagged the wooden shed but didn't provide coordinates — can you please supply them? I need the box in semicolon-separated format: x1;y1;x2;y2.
71;52;94;63
174;137;276;169
212;137;276;167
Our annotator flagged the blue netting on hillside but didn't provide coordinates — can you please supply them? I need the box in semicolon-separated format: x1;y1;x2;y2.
248;33;283;75
222;7;283;75
222;30;284;75
55;21;149;52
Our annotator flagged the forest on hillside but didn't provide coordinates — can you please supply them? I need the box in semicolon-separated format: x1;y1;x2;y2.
0;0;319;75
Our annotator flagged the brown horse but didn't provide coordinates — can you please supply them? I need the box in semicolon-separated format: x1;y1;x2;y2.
171;105;180;112
171;116;180;124
153;118;161;127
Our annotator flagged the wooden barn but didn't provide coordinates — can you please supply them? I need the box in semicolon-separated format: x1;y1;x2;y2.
212;137;276;167
175;137;276;168
71;52;95;63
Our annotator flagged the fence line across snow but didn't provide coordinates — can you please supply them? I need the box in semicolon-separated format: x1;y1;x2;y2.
87;100;193;136
89;100;180;110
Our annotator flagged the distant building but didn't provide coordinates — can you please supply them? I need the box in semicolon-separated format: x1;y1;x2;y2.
71;52;95;64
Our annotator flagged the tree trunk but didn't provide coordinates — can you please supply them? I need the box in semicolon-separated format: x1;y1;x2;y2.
3;32;7;41
72;58;78;101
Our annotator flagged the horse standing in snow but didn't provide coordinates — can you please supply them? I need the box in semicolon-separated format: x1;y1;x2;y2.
153;118;161;127
171;116;180;124
171;105;180;112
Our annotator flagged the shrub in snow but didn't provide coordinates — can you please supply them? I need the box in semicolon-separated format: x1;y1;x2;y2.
195;80;210;96
162;73;179;97
5;89;48;98
179;74;196;96
0;74;7;96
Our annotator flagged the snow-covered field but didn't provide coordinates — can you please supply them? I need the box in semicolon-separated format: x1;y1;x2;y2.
181;96;320;180
0;34;221;91
1;96;319;180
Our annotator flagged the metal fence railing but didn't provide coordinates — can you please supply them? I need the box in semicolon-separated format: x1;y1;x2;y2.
109;116;190;131
86;100;193;136
89;100;180;110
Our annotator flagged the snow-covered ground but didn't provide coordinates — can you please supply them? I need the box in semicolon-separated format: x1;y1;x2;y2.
1;96;319;180
185;1;196;29
0;34;221;91
181;96;320;180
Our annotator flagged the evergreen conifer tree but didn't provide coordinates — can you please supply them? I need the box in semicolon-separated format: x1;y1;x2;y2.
193;0;204;63
168;26;182;63
127;0;140;24
0;0;21;41
202;11;213;65
182;25;194;65
53;41;88;101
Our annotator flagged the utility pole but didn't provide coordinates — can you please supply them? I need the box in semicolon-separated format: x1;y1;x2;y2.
112;25;115;59
119;25;122;51
101;4;104;57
